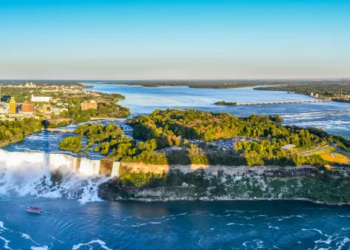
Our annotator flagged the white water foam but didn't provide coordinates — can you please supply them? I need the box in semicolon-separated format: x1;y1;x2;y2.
0;221;7;231
302;228;323;235
0;150;112;202
31;246;48;250
21;233;40;245
0;236;11;250
72;239;112;250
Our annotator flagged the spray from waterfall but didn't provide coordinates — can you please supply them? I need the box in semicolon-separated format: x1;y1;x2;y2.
44;119;50;168
0;150;119;202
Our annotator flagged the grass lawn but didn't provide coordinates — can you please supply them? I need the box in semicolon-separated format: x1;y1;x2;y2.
297;145;335;155
321;153;349;164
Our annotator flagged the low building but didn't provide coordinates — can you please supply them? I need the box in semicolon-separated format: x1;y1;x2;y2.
81;100;97;110
31;94;51;102
21;101;34;113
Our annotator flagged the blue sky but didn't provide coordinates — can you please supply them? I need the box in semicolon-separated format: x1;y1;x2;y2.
0;0;349;79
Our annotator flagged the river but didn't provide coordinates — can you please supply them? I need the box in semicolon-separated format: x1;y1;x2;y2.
1;83;350;249
86;83;350;138
1;199;350;249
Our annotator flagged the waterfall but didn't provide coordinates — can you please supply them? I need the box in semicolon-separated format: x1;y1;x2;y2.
0;149;119;177
0;149;45;168
0;149;119;201
111;162;120;177
79;158;101;176
49;154;79;172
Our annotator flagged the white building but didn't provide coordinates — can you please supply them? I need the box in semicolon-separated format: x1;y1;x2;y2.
31;95;51;102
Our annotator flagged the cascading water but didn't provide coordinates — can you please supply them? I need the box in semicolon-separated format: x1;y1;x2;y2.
0;149;117;202
79;158;101;176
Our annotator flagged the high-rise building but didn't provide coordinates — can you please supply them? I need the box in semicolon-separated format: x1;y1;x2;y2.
9;97;17;114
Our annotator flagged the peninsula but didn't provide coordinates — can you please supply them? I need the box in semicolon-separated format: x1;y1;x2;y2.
54;107;350;204
2;81;350;205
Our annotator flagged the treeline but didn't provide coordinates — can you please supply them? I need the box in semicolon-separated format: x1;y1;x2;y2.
215;101;237;106
104;79;350;89
0;80;84;86
59;102;130;123
125;109;349;166
127;109;318;144
59;109;350;167
56;91;129;123
117;169;211;188
235;140;326;166
255;81;350;97
59;137;82;153
104;80;282;89
333;98;350;103
0;87;43;103
59;123;126;155
0;118;43;145
56;92;125;104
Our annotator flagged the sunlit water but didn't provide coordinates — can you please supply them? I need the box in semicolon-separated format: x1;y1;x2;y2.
2;83;350;249
1;199;350;249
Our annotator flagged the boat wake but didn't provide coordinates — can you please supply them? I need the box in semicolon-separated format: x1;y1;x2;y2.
282;110;350;137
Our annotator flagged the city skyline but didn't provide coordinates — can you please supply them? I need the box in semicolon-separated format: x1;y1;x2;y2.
1;0;349;79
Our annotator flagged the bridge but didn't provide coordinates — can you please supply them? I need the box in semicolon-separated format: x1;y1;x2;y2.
46;128;75;133
237;100;329;106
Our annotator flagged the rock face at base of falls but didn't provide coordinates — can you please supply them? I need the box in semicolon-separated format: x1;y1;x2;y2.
0;149;120;177
99;165;350;205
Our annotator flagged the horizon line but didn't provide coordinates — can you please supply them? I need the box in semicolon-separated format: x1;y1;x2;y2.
0;78;349;82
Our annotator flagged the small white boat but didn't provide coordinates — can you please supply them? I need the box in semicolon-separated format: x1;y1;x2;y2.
26;207;43;214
